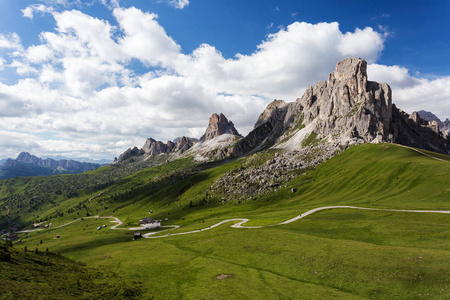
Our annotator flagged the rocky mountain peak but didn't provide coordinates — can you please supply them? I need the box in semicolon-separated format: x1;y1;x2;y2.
16;152;40;164
200;113;242;142
329;57;368;97
232;57;449;156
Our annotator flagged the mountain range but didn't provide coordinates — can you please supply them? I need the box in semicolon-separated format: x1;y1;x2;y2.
0;152;102;179
3;57;448;179
116;57;449;164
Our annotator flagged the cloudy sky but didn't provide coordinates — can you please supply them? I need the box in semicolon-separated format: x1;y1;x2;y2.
0;0;449;161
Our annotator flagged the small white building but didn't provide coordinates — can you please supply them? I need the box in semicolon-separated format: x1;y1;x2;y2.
144;221;161;229
138;217;161;229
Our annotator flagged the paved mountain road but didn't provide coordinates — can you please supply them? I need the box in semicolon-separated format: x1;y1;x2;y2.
17;206;450;238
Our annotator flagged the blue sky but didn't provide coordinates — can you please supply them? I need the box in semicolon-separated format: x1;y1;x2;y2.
0;0;449;160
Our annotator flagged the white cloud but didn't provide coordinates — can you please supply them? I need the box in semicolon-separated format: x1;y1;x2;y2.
113;7;182;67
0;131;41;158
52;10;124;61
338;27;385;63
9;60;38;75
22;4;54;19
25;45;54;63
0;33;23;50
368;64;421;88
166;0;189;9
368;64;450;120
100;0;120;9
176;22;386;101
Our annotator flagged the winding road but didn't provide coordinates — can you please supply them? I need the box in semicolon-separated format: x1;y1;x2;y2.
17;205;450;238
143;206;450;238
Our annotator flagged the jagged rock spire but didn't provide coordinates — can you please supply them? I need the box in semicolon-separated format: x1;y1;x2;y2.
200;113;242;142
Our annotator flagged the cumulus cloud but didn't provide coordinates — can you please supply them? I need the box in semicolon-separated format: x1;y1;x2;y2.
1;5;447;160
0;33;23;50
22;4;54;19
0;131;42;158
176;22;386;101
368;64;450;120
113;7;182;67
338;27;385;63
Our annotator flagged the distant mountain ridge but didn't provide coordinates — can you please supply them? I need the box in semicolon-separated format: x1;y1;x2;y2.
41;155;112;165
0;152;102;179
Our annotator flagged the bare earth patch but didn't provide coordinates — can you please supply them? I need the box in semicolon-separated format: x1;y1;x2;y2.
216;274;232;280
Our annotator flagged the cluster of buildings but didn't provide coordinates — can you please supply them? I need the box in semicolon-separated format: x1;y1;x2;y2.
138;217;161;229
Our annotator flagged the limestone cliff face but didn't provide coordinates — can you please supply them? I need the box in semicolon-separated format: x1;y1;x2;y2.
292;57;392;144
200;113;242;142
233;57;449;156
174;136;195;153
142;138;174;156
116;147;145;163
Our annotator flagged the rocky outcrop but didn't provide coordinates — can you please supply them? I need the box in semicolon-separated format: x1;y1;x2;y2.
186;113;244;161
116;147;145;163
232;100;289;156
142;138;174;156
208;143;337;203
418;110;450;138
232;57;449;155
200;113;242;142
116;136;198;163
390;108;449;152
174;136;195;153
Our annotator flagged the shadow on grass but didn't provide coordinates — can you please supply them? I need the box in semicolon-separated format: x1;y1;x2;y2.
57;234;131;256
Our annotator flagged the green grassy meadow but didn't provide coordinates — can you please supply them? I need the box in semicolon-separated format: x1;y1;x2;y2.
3;143;450;299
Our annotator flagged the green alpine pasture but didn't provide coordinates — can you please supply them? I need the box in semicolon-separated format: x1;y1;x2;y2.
2;143;450;299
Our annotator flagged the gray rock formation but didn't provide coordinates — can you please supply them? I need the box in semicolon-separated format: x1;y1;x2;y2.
116;147;145;163
390;108;449;152
174;136;195;153
418;110;450;138
232;57;449;156
200;113;242;142
116;136;197;163
142;138;174;156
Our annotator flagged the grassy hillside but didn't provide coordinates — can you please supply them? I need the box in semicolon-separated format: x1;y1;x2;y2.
2;143;450;299
0;241;142;299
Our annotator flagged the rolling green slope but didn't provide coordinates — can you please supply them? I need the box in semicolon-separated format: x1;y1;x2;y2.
0;241;142;299
3;143;450;299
